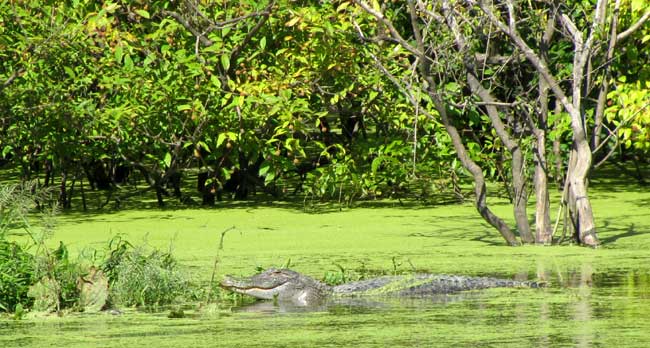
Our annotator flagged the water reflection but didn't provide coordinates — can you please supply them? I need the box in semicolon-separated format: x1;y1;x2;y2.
573;264;594;348
230;293;479;314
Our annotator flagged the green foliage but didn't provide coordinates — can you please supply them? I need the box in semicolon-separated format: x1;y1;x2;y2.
0;182;83;314
0;182;55;239
102;241;189;307
606;79;650;151
0;240;35;312
600;1;650;155
32;242;84;310
0;0;460;208
0;180;194;313
0;0;647;220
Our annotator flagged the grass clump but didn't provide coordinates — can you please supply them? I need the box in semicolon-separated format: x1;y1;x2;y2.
0;182;86;314
102;238;190;308
0;182;191;316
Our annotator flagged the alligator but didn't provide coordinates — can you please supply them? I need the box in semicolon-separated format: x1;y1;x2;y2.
220;268;543;307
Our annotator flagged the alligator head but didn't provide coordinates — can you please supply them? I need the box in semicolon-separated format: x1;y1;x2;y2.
220;268;331;306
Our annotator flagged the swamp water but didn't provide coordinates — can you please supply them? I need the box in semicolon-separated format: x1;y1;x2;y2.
1;268;649;348
1;173;650;347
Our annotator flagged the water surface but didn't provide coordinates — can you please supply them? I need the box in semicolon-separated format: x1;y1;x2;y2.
2;269;649;348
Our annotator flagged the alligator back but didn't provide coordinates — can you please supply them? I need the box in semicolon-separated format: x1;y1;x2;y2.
333;274;543;297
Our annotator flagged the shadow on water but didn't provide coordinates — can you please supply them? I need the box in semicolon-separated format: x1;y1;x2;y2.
599;223;643;245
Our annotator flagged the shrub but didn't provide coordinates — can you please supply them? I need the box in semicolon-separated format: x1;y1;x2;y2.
0;182;82;314
0;240;35;312
102;241;189;307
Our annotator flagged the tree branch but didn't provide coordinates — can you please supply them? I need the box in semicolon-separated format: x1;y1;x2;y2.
228;1;275;75
474;0;575;116
617;9;650;41
0;68;24;93
163;2;275;49
162;10;214;46
353;0;423;58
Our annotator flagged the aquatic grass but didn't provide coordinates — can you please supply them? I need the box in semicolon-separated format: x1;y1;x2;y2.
106;244;190;308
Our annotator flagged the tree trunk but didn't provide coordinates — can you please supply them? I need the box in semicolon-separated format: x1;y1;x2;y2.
474;0;604;246
465;74;533;243
533;10;555;245
533;129;552;244
59;170;68;208
566;140;599;246
511;146;533;243
552;103;564;189
428;88;520;246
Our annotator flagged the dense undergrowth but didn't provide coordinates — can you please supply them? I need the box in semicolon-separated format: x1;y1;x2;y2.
0;182;199;317
1;180;361;318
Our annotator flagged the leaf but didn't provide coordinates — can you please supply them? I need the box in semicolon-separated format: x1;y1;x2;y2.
264;171;276;185
444;82;460;92
216;133;227;147
337;2;350;12
371;0;381;11
210;75;222;89
104;3;120;13
2;145;13;157
135;9;150;19
367;90;378;103
143;53;155;67
163;152;172;167
221;54;230;72
643;34;650;44
64;66;75;79
123;54;133;70
259;163;270;176
285;16;301;27
114;45;123;63
177;104;192;111
260;36;267;50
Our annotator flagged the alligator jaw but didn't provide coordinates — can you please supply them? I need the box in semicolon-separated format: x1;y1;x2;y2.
220;281;290;300
220;268;298;300
220;277;290;300
220;268;331;305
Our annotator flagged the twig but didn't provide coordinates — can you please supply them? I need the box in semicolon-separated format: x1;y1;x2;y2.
207;225;236;303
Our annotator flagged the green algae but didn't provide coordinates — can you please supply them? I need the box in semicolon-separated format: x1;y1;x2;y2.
2;177;650;347
2;283;650;347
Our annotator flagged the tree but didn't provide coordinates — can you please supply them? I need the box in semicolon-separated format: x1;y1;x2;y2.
352;0;648;246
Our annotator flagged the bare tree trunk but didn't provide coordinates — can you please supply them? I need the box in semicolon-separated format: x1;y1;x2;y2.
566;140;599;245
429;90;520;246
466;76;532;243
553;103;564;189
532;12;556;244
533;132;552;244
442;3;532;243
